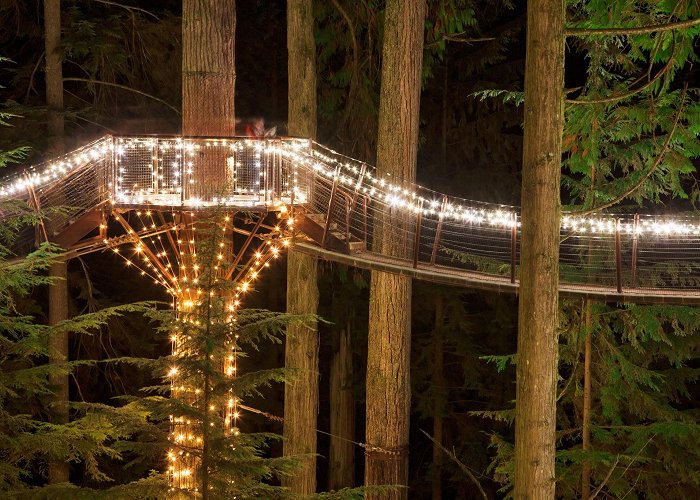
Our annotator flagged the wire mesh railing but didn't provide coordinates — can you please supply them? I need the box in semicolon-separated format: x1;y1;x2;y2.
2;134;700;300
302;141;700;299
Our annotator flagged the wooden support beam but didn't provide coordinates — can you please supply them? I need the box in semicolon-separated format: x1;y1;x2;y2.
615;218;623;294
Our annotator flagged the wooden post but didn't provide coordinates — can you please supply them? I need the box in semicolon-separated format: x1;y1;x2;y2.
430;196;448;266
631;214;639;288
615;218;623;294
510;212;518;284
345;196;352;244
363;195;369;246
413;200;424;269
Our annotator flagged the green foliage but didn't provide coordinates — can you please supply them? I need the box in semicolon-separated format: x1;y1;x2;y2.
564;1;700;209
470;88;524;107
0;242;161;493
555;300;700;498
0;2;181;152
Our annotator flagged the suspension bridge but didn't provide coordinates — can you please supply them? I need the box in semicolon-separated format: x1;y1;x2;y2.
3;134;700;305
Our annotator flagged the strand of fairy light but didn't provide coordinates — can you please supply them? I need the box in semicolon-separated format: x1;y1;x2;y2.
114;137;305;207
7;135;700;240
278;141;700;237
0;137;112;198
163;212;292;492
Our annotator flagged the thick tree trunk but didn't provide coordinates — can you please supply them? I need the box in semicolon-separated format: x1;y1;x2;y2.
283;251;319;494
48;261;69;484
514;0;565;498
328;324;355;490
180;1;236;492
432;296;444;500
581;300;592;498
286;0;317;139
365;1;425;498
44;0;64;147
284;0;319;495
182;0;236;136
44;0;69;485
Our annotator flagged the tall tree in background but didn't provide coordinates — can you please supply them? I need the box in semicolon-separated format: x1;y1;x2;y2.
514;0;564;497
44;0;70;485
365;0;425;497
283;0;319;495
182;0;235;136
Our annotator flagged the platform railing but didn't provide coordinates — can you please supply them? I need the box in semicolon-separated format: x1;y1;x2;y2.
301;141;700;298
112;136;313;209
2;134;700;299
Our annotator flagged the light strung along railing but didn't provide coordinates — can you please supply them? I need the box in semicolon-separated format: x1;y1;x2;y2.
290;141;700;301
1;135;700;302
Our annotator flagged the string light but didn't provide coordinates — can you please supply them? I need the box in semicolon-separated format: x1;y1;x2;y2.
5;134;700;240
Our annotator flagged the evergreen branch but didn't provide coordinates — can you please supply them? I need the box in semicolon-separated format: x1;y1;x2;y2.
589;455;619;500
92;0;161;20
443;34;496;43
569;85;687;216
566;18;700;37
62;78;180;116
426;33;496;47
589;434;655;499
25;51;44;102
566;52;675;106
420;429;488;500
330;0;360;138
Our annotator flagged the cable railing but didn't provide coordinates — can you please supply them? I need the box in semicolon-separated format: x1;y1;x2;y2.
1;134;700;301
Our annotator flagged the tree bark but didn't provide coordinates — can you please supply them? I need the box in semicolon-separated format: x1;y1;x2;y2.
432;295;444;500
286;0;317;140
514;0;565;498
44;0;64;148
365;1;425;498
180;1;236;492
283;251;319;494
581;300;592;499
329;323;355;490
182;0;236;136
48;260;69;484
44;0;69;485
283;0;319;495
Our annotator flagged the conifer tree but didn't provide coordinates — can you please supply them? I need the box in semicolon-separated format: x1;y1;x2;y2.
145;214;300;498
0;113;165;496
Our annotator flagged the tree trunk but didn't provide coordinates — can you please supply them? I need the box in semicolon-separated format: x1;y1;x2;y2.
514;0;565;498
365;1;425;497
286;0;317;140
329;323;355;490
48;261;69;484
182;0;236;136
581;300;592;499
45;0;69;485
180;1;236;492
432;295;444;500
44;0;64;148
283;0;319;495
283;251;319;494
